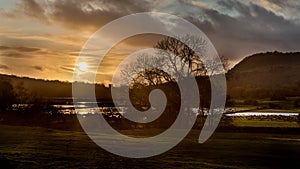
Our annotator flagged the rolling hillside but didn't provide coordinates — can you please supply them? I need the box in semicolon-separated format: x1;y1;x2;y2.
0;74;111;101
227;52;300;98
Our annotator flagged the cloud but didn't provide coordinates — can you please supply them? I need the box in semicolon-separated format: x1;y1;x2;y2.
2;0;300;59
0;0;49;23
0;51;29;58
60;66;74;73
170;0;300;59
118;34;165;47
0;46;42;58
50;0;151;30
255;0;300;19
2;0;151;31
0;64;9;70
17;0;48;22
0;46;41;52
32;65;44;71
1;0;300;83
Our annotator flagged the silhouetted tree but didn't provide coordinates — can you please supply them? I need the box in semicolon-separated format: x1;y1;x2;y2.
119;35;228;128
0;81;15;110
15;82;31;104
155;35;207;79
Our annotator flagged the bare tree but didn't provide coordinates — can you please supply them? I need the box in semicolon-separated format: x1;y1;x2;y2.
121;54;171;87
121;35;211;86
118;35;227;127
155;35;207;80
204;55;229;76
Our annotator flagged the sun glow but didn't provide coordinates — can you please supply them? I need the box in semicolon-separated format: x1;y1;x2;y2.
78;62;88;72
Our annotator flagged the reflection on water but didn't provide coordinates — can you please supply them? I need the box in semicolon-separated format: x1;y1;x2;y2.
225;112;299;117
56;105;126;116
56;105;299;117
13;103;299;117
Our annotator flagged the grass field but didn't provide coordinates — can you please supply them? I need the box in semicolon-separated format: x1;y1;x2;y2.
0;125;300;168
229;96;300;113
232;119;299;128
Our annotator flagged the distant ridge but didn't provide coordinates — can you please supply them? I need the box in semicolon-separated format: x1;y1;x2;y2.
227;51;300;98
0;74;111;100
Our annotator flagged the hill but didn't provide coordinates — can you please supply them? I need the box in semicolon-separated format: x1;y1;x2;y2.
0;74;111;102
227;51;300;99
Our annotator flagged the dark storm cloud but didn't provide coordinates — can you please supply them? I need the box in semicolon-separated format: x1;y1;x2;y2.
2;0;150;30
2;0;300;61
183;0;300;59
49;0;120;30
50;0;150;30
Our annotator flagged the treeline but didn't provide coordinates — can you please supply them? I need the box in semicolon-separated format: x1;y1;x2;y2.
0;74;111;103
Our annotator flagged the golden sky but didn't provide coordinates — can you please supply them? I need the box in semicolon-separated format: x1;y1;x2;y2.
1;0;300;84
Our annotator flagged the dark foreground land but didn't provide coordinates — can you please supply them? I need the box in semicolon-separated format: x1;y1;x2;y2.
0;124;300;169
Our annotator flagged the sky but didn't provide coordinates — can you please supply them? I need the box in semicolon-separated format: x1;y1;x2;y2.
0;0;300;84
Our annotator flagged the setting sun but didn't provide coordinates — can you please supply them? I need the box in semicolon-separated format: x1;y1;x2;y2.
78;62;88;72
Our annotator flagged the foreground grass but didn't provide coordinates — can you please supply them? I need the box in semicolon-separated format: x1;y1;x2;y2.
0;125;300;169
232;119;300;128
252;109;300;113
228;106;300;113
